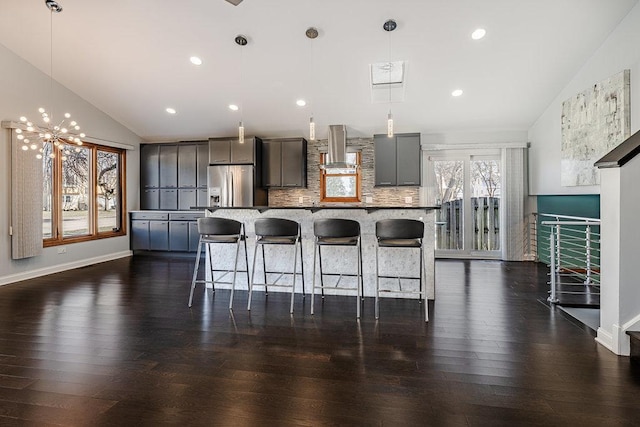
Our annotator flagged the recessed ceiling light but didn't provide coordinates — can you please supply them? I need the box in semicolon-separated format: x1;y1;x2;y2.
296;99;307;107
452;89;463;97
190;56;203;65
471;28;486;40
166;108;177;114
228;104;239;111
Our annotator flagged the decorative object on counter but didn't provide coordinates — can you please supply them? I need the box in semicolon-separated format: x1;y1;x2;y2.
16;0;86;161
311;218;364;318
188;217;249;310
247;218;305;313
374;219;428;321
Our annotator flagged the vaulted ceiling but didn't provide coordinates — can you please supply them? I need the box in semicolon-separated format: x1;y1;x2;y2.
0;0;637;141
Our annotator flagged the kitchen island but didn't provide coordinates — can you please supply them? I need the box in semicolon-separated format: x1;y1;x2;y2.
193;206;438;300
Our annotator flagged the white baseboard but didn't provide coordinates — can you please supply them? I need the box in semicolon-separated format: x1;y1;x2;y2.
0;251;133;287
596;327;614;352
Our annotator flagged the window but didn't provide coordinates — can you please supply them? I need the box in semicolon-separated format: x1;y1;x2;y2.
43;141;126;246
320;152;362;203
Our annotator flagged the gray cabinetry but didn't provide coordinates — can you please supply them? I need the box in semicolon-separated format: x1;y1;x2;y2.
178;144;197;188
196;142;209;188
140;144;159;189
141;189;159;210
131;212;204;253
159;145;178;188
149;220;169;250
140;141;208;210
131;220;150;250
209;137;257;165
169;221;189;251
159;189;178;210
197;188;208;208
396;134;421;185
178;189;197;210
263;138;307;188
232;138;255;164
209;139;231;164
374;133;421;186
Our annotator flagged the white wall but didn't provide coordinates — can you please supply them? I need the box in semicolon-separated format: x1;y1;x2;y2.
528;3;640;195
0;43;141;285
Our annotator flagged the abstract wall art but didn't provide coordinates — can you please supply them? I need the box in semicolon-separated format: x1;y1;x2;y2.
561;69;630;186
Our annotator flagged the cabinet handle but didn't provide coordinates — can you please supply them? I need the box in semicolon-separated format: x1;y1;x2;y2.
283;184;298;187
380;182;392;185
403;182;416;185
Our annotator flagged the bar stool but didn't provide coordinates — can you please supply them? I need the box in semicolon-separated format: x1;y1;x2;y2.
311;218;363;318
247;218;305;314
374;218;428;321
188;217;248;310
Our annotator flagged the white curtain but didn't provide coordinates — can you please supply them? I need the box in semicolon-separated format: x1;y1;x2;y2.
10;128;43;259
501;146;527;261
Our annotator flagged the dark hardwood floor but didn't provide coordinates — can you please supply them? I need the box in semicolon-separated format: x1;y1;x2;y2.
1;257;639;426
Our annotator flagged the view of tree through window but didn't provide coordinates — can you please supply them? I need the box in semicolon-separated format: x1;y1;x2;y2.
97;150;120;232
320;152;361;202
42;141;125;246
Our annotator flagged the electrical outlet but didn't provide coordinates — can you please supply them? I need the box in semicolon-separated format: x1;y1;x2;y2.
404;196;412;204
57;246;67;254
298;196;304;204
365;196;373;204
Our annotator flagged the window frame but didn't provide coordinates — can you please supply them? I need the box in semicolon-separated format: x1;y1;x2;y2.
43;141;126;247
319;152;362;203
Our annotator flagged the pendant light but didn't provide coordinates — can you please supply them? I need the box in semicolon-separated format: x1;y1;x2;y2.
383;19;397;138
306;27;319;141
235;34;248;143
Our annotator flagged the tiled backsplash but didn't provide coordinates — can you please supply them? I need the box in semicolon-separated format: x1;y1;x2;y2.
268;137;420;207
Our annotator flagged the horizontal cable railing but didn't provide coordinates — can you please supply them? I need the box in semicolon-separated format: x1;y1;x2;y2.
537;213;600;305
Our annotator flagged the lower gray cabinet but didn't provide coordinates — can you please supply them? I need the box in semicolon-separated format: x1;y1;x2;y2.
169;221;189;251
189;221;200;252
131;220;150;250
149;221;169;251
131;212;203;252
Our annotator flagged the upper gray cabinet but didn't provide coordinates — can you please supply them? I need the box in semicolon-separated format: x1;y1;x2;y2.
374;133;421;186
177;144;197;188
140;144;160;188
209;137;257;164
209;139;231;164
140;141;208;210
159;145;178;188
196;143;208;188
262;138;307;188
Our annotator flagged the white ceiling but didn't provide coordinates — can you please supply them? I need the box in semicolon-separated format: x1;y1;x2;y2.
0;0;637;142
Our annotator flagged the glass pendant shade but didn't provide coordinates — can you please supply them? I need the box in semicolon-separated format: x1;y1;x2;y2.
387;112;394;138
309;116;316;140
238;121;244;143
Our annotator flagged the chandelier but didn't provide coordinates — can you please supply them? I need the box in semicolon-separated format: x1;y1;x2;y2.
17;0;85;161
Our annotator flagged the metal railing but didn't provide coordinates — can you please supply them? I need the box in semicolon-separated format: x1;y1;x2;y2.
537;213;601;304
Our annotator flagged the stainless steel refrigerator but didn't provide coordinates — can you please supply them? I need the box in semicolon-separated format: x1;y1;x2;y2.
208;165;266;207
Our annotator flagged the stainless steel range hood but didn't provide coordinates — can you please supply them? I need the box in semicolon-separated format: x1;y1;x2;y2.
324;125;357;168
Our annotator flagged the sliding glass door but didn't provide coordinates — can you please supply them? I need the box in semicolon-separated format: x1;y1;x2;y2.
428;150;502;259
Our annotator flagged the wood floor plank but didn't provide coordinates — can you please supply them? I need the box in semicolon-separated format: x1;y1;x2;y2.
0;257;639;425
